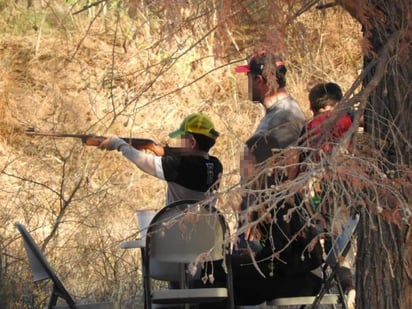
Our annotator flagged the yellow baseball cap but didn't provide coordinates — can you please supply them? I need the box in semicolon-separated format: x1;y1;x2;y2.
169;113;219;140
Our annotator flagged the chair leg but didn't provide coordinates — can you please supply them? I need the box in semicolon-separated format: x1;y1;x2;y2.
226;256;235;309
311;269;336;308
336;280;348;309
46;289;59;309
142;248;151;309
48;285;77;309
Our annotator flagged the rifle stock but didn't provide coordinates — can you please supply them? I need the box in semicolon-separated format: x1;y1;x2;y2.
25;129;175;156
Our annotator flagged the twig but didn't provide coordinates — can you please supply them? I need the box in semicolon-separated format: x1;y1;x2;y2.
72;0;108;15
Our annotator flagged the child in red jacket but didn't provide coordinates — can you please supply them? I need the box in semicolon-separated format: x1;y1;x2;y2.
301;82;356;304
303;82;352;158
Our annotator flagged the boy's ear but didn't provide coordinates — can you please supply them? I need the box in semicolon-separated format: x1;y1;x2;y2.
190;136;197;148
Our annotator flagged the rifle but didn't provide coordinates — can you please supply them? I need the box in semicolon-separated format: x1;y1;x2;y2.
25;128;187;156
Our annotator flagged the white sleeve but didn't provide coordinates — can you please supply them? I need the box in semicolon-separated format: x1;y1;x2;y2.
153;156;165;180
110;138;159;177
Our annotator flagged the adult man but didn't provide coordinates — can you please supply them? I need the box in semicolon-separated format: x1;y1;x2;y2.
236;51;305;167
227;50;323;305
98;113;223;206
235;50;307;242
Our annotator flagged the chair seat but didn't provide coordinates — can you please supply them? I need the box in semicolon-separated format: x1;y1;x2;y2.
120;239;145;249
266;293;340;306
51;302;118;309
152;287;229;304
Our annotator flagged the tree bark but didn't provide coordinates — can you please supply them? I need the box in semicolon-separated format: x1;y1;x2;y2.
341;0;412;166
340;0;412;308
356;208;412;309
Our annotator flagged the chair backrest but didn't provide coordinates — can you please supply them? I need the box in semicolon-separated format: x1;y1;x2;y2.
325;213;360;267
147;200;227;263
146;200;228;280
15;223;76;308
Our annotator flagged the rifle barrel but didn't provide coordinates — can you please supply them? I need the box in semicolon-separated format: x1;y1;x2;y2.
25;131;97;138
24;129;169;155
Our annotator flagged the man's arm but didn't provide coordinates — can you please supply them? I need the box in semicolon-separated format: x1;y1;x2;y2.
240;145;257;185
284;148;301;180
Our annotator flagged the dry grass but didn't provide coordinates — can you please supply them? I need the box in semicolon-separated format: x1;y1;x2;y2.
0;1;371;308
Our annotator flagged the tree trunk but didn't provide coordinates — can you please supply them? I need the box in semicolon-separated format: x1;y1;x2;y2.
362;25;412;168
341;0;412;308
341;0;412;167
356;209;412;309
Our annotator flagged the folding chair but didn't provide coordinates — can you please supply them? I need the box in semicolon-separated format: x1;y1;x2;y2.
142;200;235;309
265;213;360;308
15;223;117;309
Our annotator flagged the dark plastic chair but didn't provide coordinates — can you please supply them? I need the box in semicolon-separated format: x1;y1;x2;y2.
264;213;360;308
16;222;117;309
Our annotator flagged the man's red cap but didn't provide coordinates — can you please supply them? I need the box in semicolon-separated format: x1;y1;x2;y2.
235;51;285;74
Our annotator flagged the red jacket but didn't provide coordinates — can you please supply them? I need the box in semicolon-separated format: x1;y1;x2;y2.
304;111;352;156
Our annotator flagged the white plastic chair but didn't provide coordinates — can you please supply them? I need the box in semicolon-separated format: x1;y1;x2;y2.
142;200;235;309
15;223;118;309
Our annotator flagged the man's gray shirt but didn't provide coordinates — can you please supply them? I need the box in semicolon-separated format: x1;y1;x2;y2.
246;95;305;163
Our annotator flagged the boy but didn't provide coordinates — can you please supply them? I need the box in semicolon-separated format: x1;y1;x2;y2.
301;82;356;307
98;112;223;206
303;82;353;158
